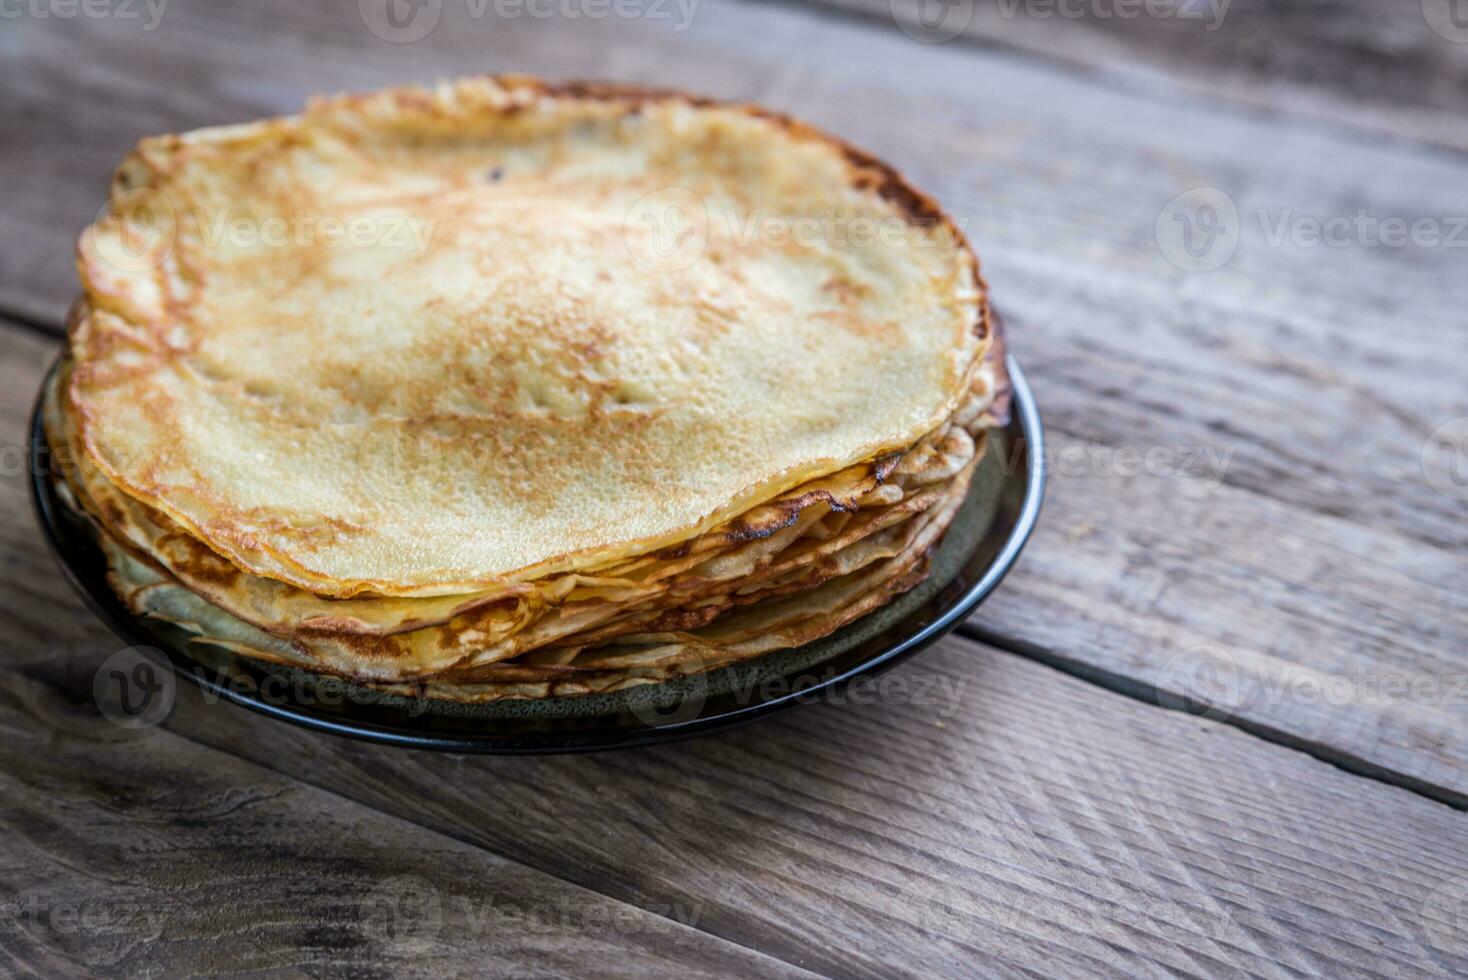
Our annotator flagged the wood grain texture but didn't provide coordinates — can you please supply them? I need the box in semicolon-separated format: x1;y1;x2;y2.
4;4;1468;973
17;619;1468;978
0;667;809;978
1;0;1465;799
0;327;97;667
828;0;1468;152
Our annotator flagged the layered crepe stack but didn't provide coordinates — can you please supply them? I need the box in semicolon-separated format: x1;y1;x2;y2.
45;77;1006;702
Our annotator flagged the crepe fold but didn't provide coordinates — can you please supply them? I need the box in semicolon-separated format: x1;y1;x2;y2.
52;76;1005;701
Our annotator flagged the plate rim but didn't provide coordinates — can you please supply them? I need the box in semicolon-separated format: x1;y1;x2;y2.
30;354;1045;753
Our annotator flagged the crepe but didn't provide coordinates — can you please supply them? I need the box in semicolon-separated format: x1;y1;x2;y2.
53;76;1004;701
68;75;989;597
48;354;992;678
86;446;978;702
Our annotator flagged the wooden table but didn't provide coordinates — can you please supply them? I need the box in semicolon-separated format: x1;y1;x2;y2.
2;1;1466;975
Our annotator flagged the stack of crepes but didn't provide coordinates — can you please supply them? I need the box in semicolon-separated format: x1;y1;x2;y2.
45;77;1007;702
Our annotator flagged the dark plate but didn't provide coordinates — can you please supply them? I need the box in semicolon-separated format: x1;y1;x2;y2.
31;355;1044;753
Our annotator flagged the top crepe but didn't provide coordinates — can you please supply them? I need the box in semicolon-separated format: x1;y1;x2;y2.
68;76;989;597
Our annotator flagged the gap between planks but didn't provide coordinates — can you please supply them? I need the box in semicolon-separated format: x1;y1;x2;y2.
0;306;64;340
957;623;1468;812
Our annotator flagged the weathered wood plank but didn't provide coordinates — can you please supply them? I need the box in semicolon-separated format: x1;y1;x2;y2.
5;0;1468;321
969;296;1468;801
0;326;96;667
0;671;807;978
2;1;1466;797
20;624;1468;978
824;0;1468;152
